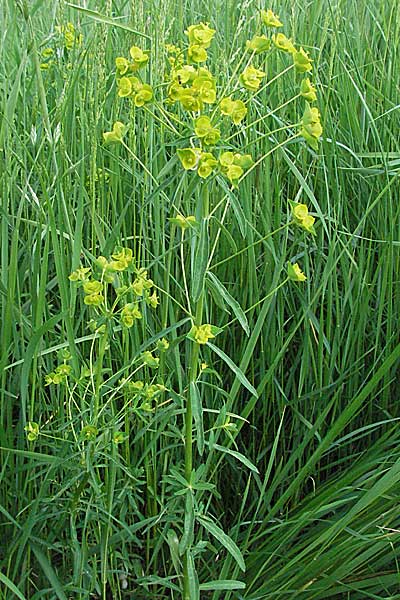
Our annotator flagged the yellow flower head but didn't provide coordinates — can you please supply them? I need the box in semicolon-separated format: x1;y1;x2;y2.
291;202;316;234
246;34;271;54
69;266;91;282
220;97;247;124
239;65;266;91
109;247;133;271
192;324;215;344
300;78;317;102
300;103;323;151
192;75;216;104
179;88;203;112
174;64;197;84
261;9;283;28
194;116;220;145
103;121;126;144
177;148;202;170
272;33;296;53
141;351;159;368
133;83;153;107
219;151;253;185
169;214;198;230
121;303;142;328
185;23;216;48
287;262;307;282
115;57;130;75
129;46;149;70
198;152;218;178
188;44;208;63
293;47;313;73
25;422;40;442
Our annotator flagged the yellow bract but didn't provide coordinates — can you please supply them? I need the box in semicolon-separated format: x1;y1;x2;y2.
239;65;266;91
300;78;317;102
192;324;215;345
272;33;296;53
300;103;323;151
220;97;247;124
188;45;208;63
293;47;313;73
287;262;307;282
246;34;271;54
261;9;283;28
194;116;220;145
185;23;216;48
291;202;316;234
103;121;126;144
129;46;149;69
121;303;142;328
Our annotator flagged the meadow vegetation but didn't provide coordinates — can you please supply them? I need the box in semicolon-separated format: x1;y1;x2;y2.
1;0;399;598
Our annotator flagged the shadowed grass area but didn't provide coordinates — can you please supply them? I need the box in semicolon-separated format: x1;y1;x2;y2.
1;0;399;598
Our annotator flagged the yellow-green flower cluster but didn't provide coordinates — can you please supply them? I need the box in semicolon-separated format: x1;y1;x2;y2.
25;422;40;442
287;262;307;282
169;214;198;230
69;249;158;330
261;9;283;28
239;65;266;92
45;363;72;385
290;201;316;234
103;121;126;144
177;148;218;179
40;47;55;71
219;97;247;125
246;35;271;54
114;46;153;107
82;280;104;306
191;324;215;345
194;116;220;145
185;22;216;64
168;65;217;112
219;151;254;186
121;303;142;327
55;22;83;51
300;103;323;151
177;148;253;184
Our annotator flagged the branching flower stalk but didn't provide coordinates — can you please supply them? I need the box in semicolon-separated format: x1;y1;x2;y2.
34;7;323;599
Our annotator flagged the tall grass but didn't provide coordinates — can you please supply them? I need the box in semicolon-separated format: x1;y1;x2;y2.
1;0;399;598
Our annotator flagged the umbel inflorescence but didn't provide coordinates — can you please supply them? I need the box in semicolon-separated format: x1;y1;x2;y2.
105;9;323;181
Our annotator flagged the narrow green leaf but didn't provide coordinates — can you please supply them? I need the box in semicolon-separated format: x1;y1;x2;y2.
216;176;247;237
179;491;195;555
197;515;246;572
199;579;246;591
190;382;204;455
166;529;182;576
207;342;258;398
20;313;65;418
186;551;200;600
211;443;259;473
30;544;68;600
191;218;209;302
0;447;60;464
0;573;28;600
66;3;151;38
207;271;249;335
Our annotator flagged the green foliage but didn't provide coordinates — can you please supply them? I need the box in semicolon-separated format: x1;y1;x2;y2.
1;0;400;599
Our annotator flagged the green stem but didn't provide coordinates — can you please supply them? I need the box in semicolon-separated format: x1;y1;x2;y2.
93;330;108;422
183;185;209;598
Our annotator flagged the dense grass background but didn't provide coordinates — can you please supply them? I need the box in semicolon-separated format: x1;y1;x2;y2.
1;0;400;598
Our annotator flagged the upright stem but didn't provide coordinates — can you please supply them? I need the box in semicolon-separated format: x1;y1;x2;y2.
183;185;209;599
